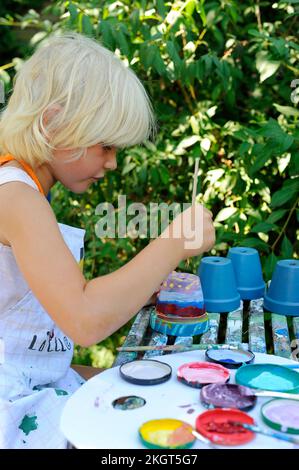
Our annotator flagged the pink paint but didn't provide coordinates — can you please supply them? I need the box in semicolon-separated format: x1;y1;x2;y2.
264;401;299;429
178;362;230;387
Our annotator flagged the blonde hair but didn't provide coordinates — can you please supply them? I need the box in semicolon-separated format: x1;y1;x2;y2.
0;32;156;167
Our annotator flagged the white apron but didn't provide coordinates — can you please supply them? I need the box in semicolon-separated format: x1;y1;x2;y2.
0;166;86;448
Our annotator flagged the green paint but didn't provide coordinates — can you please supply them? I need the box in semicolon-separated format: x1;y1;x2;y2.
19;415;38;436
55;389;68;396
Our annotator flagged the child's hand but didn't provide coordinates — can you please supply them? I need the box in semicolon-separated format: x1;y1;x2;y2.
161;203;215;261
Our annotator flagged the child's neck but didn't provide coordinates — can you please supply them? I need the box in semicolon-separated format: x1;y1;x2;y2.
3;160;57;195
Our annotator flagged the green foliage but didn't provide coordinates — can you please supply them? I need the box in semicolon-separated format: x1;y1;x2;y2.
1;0;298;367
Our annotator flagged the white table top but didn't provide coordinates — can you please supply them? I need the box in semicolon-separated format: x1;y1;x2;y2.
60;351;299;449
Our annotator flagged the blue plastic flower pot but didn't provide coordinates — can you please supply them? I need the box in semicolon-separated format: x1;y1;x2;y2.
264;259;299;316
198;257;241;313
227;247;265;300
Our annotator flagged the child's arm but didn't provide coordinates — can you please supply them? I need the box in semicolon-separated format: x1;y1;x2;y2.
0;182;214;346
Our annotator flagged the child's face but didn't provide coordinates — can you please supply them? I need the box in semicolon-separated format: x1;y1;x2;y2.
50;144;117;193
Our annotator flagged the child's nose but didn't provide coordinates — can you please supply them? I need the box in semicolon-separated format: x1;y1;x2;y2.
104;152;117;171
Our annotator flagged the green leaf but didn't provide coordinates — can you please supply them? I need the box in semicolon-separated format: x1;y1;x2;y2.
251;222;278;233
81;15;93;36
289;152;299;177
122;162;136;175
68;3;78;21
150;167;160;185
240;237;270;253
113;29;130;56
249;142;273;175
177;135;200;150
140;44;156;69
271;179;299;208
99;20;114;50
215;207;238;222
273;103;299;117
239;142;250;155
264;252;278;281
166;40;182;72
256;51;281;82
281;235;293;258
156;0;167;18
139;163;147;184
158;165;170;184
152;46;167;76
266;210;287;224
256;118;294;154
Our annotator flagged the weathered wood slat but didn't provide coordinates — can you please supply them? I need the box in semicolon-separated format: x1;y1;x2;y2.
248;299;267;353
172;336;193;353
225;302;243;345
200;313;220;345
293;317;299;340
113;307;152;366
271;313;292;358
143;331;168;359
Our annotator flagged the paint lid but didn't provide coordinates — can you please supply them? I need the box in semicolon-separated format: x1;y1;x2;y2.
200;383;257;411
195;409;255;446
261;399;299;435
177;362;230;389
120;359;172;385
139;418;195;449
235;363;299;393
205;348;255;369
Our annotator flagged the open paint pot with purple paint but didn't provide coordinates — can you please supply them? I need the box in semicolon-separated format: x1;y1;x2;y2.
177;362;230;389
139;418;196;449
261;399;299;434
200;383;257;411
120;359;172;385
205;347;255;369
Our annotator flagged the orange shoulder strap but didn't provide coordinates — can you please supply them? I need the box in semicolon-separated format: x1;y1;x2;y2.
0;154;45;196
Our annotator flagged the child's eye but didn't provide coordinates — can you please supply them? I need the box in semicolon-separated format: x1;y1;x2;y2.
102;145;113;151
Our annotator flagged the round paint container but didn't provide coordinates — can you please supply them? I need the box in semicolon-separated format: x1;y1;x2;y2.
200;384;257;411
261;399;299;435
205;348;255;369
195;409;255;446
235;363;299;393
177;362;230;389
139;418;195;449
120;359;172;386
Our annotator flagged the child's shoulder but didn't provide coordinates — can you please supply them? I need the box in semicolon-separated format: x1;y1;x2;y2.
0;171;49;247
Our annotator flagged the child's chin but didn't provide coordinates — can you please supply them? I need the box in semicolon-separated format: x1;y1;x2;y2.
67;182;90;194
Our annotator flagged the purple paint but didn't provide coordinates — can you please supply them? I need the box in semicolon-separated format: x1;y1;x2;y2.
200;383;257;410
263;400;299;430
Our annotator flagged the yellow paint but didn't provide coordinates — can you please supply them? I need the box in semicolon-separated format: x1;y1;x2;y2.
139;419;194;448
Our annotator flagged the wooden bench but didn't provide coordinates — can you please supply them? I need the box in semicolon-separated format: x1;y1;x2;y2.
113;299;299;366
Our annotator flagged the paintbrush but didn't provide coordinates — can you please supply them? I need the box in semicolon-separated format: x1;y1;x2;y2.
186;158;200;269
229;421;299;445
116;343;242;353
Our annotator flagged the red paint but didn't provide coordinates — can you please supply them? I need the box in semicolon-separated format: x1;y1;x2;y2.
156;305;205;317
196;409;255;446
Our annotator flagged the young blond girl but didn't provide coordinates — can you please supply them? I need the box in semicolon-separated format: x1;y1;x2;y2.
0;32;215;448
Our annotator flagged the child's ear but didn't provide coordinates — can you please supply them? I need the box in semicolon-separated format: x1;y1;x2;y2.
42;103;63;127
